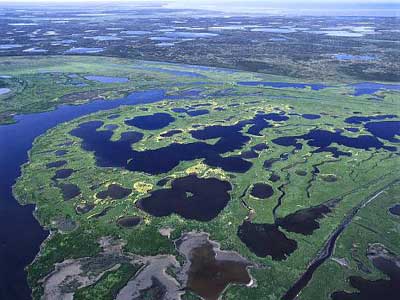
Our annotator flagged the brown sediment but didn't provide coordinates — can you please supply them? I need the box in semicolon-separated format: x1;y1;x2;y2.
159;227;174;239
42;259;121;300
331;257;349;268
321;173;338;182
41;232;257;300
176;232;255;300
116;255;182;300
41;237;182;300
41;237;128;300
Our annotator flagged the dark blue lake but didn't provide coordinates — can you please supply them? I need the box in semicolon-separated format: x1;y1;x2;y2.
334;54;375;61
302;114;321;120
138;175;232;221
365;121;400;143
345;114;397;124
272;128;397;157
84;75;129;83
70;120;253;174
125;112;175;130
352;82;400;96
0;89;168;300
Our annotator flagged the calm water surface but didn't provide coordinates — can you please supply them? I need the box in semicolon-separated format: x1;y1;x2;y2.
0;89;166;299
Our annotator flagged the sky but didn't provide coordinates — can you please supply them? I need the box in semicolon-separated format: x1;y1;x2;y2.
0;0;398;16
0;0;398;3
164;1;400;11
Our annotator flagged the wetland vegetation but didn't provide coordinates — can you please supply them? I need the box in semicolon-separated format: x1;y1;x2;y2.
10;55;399;299
0;3;399;300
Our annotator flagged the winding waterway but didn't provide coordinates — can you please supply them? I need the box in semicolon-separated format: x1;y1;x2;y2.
1;74;399;300
282;179;399;300
0;76;270;299
0;89;169;299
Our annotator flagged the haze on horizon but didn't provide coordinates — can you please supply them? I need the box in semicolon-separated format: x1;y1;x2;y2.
0;0;399;16
0;0;399;6
166;0;400;15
